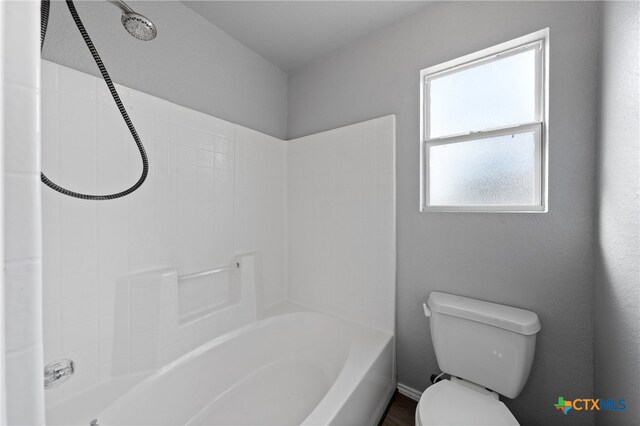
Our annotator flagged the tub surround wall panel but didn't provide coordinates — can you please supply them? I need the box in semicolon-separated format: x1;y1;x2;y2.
42;0;287;139
287;2;599;424
41;61;286;406
594;2;640;424
287;116;396;334
236;127;287;309
1;1;45;424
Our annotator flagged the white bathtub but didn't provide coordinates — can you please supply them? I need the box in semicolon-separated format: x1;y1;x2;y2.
47;307;395;425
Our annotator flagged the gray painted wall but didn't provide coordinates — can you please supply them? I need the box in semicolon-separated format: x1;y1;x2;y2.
42;0;287;138
287;2;599;424
594;2;640;424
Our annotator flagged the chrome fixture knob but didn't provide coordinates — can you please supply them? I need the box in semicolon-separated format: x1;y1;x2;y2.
44;359;75;389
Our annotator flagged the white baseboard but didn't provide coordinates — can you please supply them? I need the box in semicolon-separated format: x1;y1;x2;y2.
397;382;422;401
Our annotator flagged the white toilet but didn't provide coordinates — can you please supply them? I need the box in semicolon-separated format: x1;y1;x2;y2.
416;292;541;426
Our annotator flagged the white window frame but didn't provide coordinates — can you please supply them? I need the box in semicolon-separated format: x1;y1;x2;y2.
420;28;549;213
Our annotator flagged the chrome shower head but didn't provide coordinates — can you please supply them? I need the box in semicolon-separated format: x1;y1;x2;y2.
108;0;157;41
121;12;157;41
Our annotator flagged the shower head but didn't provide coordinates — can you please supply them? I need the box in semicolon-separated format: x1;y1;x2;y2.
121;12;157;41
108;0;157;41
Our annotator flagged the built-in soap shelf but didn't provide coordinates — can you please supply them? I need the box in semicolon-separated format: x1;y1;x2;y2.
106;253;261;374
177;260;241;325
177;254;260;325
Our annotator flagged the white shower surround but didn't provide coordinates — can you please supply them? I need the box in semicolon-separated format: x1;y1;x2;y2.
287;116;396;332
40;61;396;420
41;60;287;405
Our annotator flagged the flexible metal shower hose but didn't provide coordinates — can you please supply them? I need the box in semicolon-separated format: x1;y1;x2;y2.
40;0;149;200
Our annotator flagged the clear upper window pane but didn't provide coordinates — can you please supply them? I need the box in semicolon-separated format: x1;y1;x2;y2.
428;131;538;206
428;46;538;138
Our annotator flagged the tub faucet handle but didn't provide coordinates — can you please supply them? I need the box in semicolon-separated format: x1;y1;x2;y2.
44;359;75;389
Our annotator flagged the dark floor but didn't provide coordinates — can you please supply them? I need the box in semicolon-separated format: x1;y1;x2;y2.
381;392;418;426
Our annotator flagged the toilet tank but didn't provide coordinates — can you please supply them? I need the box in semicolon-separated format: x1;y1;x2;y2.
427;292;541;399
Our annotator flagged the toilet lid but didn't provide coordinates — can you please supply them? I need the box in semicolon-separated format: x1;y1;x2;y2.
418;380;519;426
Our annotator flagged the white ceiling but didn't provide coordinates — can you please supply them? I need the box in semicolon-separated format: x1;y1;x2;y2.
182;1;432;73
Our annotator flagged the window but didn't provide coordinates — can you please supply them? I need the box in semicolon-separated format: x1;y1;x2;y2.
420;29;548;212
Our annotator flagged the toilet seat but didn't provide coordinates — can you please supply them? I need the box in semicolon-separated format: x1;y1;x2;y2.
416;380;519;426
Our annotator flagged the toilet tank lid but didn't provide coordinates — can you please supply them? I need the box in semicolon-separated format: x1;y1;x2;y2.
428;292;541;335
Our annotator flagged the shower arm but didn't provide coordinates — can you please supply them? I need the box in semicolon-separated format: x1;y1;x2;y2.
107;0;135;14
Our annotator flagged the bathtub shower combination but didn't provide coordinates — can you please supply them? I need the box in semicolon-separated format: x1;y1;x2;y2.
40;55;396;424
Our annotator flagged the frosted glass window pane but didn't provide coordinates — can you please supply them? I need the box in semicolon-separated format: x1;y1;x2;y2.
429;132;537;206
429;48;537;138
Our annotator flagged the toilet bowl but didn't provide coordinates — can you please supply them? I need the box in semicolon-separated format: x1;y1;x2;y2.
416;292;541;426
415;379;518;426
